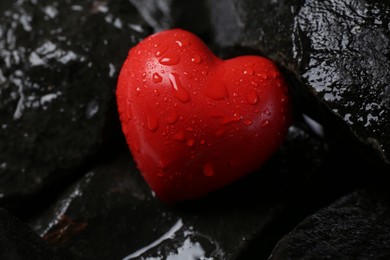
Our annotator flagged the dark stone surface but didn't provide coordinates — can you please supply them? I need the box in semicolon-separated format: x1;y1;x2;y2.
129;0;210;38
0;0;149;206
29;122;343;259
208;0;390;167
0;207;60;260
30;152;283;259
270;185;390;259
237;116;384;259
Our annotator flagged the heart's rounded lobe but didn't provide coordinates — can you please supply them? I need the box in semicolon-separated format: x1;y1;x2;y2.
117;29;291;203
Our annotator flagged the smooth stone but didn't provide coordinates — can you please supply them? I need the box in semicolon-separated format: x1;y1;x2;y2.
30;122;376;259
129;0;210;38
0;0;149;211
0;207;60;260
270;184;390;259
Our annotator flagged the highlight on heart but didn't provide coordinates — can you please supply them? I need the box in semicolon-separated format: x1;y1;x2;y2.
116;28;291;203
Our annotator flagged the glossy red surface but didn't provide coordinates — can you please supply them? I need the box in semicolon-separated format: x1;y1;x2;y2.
116;29;291;203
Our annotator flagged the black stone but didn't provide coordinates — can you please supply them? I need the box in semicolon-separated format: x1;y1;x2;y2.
270;184;390;259
208;0;390;167
237;116;384;259
0;0;149;207
30;151;284;259
129;0;211;39
29;121;376;259
0;207;60;260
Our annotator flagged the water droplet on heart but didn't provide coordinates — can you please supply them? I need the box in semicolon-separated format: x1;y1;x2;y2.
200;139;206;145
173;131;185;142
159;53;180;66
152;72;163;83
133;141;141;153
221;113;241;125
155;44;168;57
246;90;258;105
157;172;164;178
135;87;141;96
264;107;271;116
169;73;191;103
159;159;171;170
232;92;238;98
270;70;278;78
203;77;228;100
186;138;195;147
126;109;132;121
153;89;160;96
175;40;183;47
147;114;159;132
181;37;190;47
203;163;215;177
244;119;252;126
262;120;269;127
184;72;193;79
243;67;254;75
165;111;178;124
191;54;202;64
258;73;268;80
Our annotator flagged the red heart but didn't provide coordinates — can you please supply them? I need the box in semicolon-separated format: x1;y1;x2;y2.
116;29;291;203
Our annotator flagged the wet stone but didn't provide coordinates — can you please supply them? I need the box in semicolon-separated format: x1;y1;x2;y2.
31;151;284;259
208;0;390;167
130;0;210;38
0;207;60;260
238;115;384;259
0;1;149;204
270;184;390;259
29;121;377;259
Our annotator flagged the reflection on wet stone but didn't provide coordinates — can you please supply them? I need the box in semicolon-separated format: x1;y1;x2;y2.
31;153;229;259
30;121;366;259
0;0;149;203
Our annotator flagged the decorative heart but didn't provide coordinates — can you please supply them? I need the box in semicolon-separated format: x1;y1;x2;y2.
116;29;291;203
